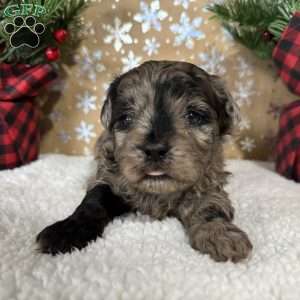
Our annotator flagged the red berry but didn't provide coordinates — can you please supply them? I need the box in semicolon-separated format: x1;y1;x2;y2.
45;47;60;61
262;31;273;41
53;29;68;44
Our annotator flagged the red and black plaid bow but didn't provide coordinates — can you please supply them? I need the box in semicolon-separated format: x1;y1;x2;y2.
276;100;300;182
0;63;57;170
273;12;300;96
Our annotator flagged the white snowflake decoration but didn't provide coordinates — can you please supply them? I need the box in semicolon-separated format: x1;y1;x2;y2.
170;12;205;49
235;56;254;79
240;137;256;152
75;121;97;144
49;110;63;122
134;1;168;33
76;91;97;114
232;81;255;107
174;0;195;10
74;47;105;82
57;130;71;144
230;57;256;108
198;48;226;75
238;116;251;131
143;37;160;56
103;18;133;52
80;21;96;38
121;51;142;72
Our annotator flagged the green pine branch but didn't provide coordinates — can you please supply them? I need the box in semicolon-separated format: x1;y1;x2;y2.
62;0;86;23
0;0;89;64
209;0;300;59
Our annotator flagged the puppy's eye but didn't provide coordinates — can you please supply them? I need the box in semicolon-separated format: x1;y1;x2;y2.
185;110;211;127
115;114;133;130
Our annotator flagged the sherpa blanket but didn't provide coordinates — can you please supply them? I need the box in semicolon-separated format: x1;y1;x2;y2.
1;155;300;300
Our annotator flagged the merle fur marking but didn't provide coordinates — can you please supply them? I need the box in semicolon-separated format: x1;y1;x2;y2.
37;61;252;262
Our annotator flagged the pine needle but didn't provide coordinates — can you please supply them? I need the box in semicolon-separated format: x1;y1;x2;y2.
0;0;89;64
209;0;300;59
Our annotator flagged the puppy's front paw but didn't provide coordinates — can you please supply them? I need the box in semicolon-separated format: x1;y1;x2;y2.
191;221;252;263
36;218;102;255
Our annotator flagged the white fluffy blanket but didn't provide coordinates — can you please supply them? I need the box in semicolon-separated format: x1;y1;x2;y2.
1;154;300;300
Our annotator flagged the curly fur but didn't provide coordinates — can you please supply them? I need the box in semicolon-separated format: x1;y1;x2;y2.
37;61;252;262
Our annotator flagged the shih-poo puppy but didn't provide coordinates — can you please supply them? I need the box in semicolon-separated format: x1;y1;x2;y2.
37;60;252;262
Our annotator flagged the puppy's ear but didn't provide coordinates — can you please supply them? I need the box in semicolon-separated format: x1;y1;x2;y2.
100;76;121;130
100;97;112;130
209;75;240;136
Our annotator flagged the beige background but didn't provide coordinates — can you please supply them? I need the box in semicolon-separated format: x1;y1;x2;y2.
40;0;296;160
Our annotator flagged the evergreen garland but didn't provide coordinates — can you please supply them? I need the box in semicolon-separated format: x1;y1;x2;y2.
208;0;300;59
0;0;88;65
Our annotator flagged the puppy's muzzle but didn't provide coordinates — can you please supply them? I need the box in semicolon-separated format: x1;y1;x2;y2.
138;143;170;162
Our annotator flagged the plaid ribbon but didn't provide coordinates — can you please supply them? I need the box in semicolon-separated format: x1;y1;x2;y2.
273;12;300;96
276;100;300;182
0;63;57;170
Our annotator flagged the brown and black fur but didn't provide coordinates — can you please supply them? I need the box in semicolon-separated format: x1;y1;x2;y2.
37;61;252;262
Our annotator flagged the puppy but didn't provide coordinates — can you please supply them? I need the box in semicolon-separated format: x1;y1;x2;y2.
37;60;252;262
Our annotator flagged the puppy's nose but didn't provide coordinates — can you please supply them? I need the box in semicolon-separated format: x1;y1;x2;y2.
139;143;170;161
